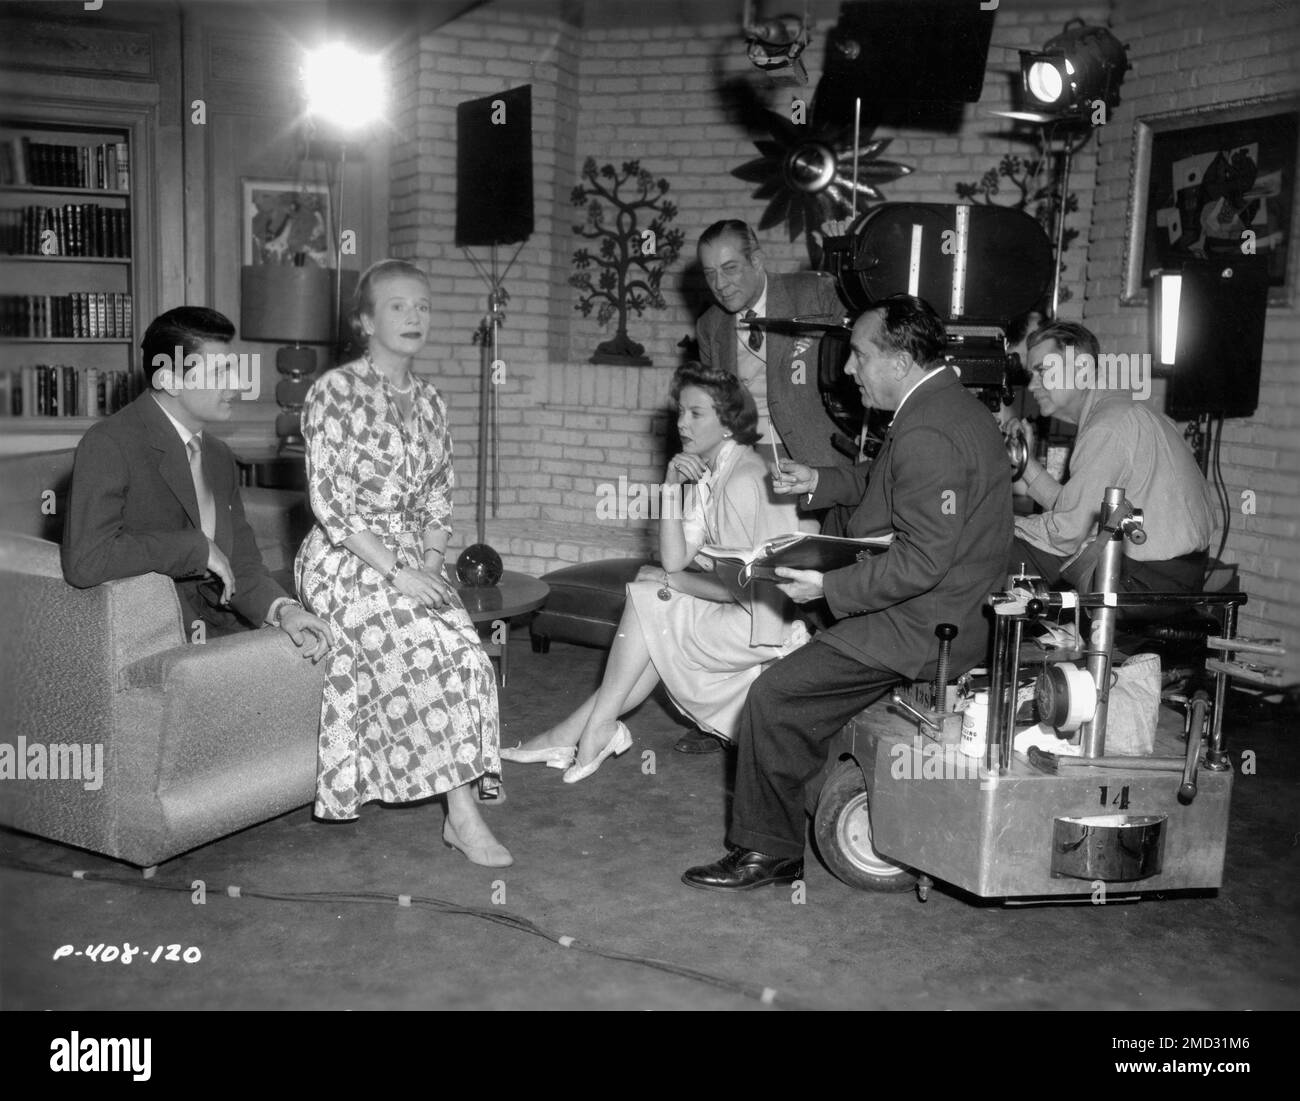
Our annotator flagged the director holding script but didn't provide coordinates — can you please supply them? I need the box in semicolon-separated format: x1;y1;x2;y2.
683;295;1014;892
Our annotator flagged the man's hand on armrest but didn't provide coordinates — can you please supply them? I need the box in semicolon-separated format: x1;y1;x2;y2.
275;604;334;662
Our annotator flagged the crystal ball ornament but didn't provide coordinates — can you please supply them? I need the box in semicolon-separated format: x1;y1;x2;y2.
456;543;503;587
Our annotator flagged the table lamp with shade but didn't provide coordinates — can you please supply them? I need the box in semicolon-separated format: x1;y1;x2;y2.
239;262;349;454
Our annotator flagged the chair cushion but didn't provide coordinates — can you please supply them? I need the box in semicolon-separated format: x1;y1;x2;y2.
540;557;655;593
529;557;654;648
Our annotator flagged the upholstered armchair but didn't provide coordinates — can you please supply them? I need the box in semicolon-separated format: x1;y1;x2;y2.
0;449;324;867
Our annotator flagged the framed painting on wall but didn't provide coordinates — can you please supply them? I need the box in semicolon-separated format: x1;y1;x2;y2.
242;179;335;268
1122;94;1299;306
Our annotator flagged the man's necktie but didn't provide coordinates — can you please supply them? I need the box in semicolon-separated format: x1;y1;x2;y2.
743;309;763;353
186;436;217;540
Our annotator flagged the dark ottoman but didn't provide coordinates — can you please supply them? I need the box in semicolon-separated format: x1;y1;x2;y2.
529;557;655;652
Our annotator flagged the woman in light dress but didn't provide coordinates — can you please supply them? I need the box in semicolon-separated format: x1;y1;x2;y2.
297;259;510;866
503;361;814;782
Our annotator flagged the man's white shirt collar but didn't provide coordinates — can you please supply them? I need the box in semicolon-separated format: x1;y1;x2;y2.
893;366;947;420
151;392;201;448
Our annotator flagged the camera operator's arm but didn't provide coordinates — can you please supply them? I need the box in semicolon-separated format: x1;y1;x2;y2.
1020;456;1061;507
1005;417;1061;506
1015;416;1126;559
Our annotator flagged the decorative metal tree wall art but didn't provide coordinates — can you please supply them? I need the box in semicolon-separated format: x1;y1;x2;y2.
570;158;685;365
732;108;913;259
956;153;1080;304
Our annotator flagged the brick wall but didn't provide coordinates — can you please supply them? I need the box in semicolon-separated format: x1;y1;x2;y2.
389;0;1300;684
1084;0;1300;678
570;4;1110;367
387;9;584;576
390;2;1112;576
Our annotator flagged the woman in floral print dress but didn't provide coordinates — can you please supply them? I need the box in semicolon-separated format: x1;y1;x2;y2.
296;259;510;867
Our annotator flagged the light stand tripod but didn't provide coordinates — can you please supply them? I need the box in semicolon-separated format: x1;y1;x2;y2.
464;242;525;545
1036;120;1095;319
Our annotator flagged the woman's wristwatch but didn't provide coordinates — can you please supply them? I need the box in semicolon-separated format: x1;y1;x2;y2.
385;559;404;583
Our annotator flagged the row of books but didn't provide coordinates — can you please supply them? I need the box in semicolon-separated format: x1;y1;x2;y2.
0;137;130;191
0;204;132;258
1;293;133;339
0;365;142;418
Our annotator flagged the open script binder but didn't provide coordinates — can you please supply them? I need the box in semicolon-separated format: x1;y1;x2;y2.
699;532;894;584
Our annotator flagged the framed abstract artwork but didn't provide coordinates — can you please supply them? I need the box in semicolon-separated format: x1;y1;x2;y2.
242;179;335;268
1121;94;1298;306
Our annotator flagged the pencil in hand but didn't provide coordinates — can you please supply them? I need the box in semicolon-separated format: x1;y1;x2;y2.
769;436;783;475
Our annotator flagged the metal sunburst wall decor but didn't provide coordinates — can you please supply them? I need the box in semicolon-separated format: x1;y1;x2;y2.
732;109;913;243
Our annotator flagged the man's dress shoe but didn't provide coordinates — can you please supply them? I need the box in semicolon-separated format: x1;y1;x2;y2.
673;728;723;754
681;848;804;891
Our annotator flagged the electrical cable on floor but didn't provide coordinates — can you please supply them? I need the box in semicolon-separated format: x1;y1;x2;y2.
0;855;819;1010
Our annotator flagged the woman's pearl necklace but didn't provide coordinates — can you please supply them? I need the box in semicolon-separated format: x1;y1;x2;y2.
367;353;414;394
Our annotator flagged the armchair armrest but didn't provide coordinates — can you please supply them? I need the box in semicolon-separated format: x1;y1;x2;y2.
117;626;326;856
121;626;324;787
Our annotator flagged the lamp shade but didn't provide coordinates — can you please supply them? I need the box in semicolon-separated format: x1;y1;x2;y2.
240;265;335;344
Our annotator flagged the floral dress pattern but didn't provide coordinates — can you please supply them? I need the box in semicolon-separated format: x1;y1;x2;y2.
296;356;500;821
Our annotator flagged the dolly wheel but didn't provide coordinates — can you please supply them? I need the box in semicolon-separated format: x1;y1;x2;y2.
813;760;918;892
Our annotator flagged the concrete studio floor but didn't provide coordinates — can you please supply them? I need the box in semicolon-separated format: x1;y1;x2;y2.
2;637;1298;1012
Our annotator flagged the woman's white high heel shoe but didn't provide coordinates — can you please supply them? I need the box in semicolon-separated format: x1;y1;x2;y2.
443;820;514;867
562;722;633;784
500;742;576;767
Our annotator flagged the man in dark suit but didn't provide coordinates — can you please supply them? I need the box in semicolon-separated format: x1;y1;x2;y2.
62;306;331;657
695;219;848;469
682;295;1013;891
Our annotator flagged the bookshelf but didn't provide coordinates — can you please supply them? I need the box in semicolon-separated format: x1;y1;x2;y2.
0;120;142;423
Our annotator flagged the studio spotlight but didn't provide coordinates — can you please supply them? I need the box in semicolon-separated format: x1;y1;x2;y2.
1020;20;1129;119
301;43;385;132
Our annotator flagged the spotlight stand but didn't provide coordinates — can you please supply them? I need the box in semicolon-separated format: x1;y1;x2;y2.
465;242;524;545
1040;122;1095;319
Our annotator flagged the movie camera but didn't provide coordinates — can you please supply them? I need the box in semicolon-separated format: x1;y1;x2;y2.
749;201;1055;469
